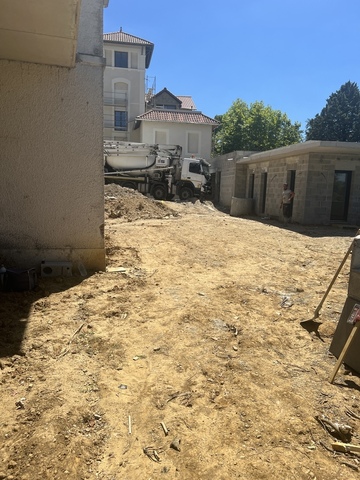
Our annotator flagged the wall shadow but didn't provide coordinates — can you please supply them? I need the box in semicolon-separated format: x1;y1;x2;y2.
0;276;86;358
212;204;359;239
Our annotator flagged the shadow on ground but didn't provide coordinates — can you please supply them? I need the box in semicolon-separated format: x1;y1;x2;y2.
0;277;85;358
212;205;359;239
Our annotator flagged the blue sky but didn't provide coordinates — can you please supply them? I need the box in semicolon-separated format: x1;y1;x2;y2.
104;0;360;133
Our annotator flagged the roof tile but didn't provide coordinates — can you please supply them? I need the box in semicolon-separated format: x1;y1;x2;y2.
177;96;197;110
103;30;153;46
136;109;219;126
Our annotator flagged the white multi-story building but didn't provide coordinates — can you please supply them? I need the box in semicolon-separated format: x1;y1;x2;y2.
103;29;154;141
103;30;219;160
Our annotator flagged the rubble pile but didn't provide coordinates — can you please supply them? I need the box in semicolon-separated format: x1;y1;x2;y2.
104;184;179;221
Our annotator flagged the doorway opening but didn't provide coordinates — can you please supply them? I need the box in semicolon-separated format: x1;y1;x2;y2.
330;171;352;222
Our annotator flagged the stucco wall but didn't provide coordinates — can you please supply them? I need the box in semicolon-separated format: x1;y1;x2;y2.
0;0;105;272
103;43;146;140
140;121;214;160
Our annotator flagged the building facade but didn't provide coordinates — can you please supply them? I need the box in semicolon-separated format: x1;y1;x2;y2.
0;0;107;272
103;29;154;141
136;87;219;160
102;32;219;161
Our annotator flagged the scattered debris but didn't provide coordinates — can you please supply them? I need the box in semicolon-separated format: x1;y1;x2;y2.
226;323;240;336
160;421;169;436
15;398;25;409
106;267;127;273
316;414;352;442
170;437;181;452
280;295;293;308
57;322;85;359
143;446;164;462
167;391;192;407
346;408;360;420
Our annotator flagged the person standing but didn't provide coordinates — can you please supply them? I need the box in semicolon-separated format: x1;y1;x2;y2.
280;183;295;223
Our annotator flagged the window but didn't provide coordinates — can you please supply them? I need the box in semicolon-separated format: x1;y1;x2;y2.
114;111;128;131
115;51;128;68
187;132;199;155
114;81;128;105
189;162;202;175
155;130;167;144
155;104;177;110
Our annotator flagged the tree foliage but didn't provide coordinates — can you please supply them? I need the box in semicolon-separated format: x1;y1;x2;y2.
213;100;302;155
306;81;360;142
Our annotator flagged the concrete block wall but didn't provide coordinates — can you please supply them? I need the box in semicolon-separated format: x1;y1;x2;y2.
0;0;106;272
246;154;308;220
211;151;254;209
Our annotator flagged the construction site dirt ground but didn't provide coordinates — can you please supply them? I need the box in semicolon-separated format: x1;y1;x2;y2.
1;184;360;480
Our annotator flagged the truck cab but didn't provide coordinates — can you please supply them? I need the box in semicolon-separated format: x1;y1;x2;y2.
177;157;212;200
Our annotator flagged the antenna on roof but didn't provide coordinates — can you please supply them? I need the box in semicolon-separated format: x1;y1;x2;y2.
120;27;122;32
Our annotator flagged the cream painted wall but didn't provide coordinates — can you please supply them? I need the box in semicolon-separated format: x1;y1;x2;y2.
140;121;213;160
103;43;146;139
0;0;106;272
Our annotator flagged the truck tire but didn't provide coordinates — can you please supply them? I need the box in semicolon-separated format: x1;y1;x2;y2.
152;184;167;200
179;186;193;201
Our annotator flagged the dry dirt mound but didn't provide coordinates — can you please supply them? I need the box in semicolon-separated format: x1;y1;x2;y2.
104;184;179;221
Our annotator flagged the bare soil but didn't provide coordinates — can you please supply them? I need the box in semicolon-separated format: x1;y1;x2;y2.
1;185;360;479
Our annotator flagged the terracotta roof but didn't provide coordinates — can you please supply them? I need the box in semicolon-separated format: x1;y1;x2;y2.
103;30;153;46
136;109;219;126
103;30;154;67
177;96;197;110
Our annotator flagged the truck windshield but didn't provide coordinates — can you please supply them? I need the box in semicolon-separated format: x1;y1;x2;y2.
201;163;210;180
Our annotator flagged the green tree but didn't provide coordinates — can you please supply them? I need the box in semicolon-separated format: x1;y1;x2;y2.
306;81;360;141
213;100;302;155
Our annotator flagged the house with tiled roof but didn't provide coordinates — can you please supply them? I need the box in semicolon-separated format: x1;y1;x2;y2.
103;29;154;141
137;87;219;160
103;31;219;159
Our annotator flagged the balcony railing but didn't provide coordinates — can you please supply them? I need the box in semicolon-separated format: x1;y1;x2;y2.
103;92;128;106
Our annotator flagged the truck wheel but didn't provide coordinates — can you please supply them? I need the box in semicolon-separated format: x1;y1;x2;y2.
152;185;167;200
179;187;193;201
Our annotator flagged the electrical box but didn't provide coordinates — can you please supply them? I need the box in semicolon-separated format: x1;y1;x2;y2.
41;261;72;277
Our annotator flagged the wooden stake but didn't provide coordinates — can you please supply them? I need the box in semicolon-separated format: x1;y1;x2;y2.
128;415;132;434
332;441;360;454
160;421;169;436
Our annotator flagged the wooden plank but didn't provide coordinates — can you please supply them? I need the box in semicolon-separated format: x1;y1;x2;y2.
332;442;360;453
